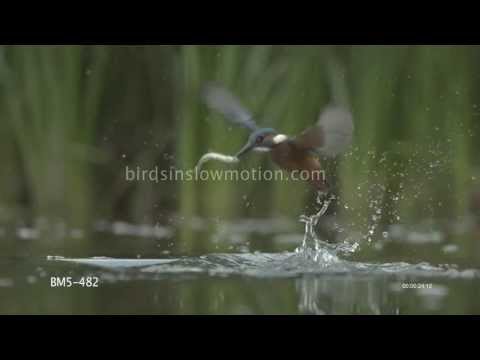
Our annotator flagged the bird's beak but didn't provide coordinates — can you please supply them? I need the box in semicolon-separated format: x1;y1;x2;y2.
235;141;255;158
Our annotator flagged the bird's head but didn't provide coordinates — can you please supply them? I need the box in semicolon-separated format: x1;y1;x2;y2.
235;128;288;158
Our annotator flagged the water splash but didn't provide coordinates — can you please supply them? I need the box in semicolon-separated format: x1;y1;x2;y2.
295;192;359;263
47;254;480;280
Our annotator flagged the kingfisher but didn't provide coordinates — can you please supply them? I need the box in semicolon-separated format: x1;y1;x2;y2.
202;84;354;192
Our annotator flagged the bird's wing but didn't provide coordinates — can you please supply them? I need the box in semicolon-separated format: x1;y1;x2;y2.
201;83;258;132
292;106;354;157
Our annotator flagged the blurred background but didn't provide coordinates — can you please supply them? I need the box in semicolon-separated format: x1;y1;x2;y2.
0;45;479;257
2;45;480;315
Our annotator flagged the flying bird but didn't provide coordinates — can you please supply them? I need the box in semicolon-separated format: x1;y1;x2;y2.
201;84;354;192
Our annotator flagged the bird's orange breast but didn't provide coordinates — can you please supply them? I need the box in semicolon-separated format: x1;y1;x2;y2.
270;142;327;191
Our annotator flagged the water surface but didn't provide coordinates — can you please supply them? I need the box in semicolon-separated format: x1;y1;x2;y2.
1;216;479;315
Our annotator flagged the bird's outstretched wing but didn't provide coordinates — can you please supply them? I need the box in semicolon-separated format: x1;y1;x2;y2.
201;83;258;132
292;106;354;157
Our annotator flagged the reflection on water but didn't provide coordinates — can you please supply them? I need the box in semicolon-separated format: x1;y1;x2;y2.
296;277;399;315
38;250;478;315
1;214;480;314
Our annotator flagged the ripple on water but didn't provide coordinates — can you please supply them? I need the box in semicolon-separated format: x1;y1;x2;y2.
47;252;480;280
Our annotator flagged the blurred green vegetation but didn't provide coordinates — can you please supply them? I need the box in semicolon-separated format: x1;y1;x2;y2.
0;45;479;253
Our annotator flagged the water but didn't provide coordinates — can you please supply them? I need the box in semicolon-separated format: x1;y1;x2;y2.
1;250;478;315
1;203;479;314
46;253;477;280
296;192;359;262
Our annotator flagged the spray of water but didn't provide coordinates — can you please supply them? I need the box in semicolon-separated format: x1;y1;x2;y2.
295;192;359;263
292;141;453;263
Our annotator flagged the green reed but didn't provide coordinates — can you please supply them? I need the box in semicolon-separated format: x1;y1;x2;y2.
175;45;478;250
0;45;478;254
0;46;109;245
